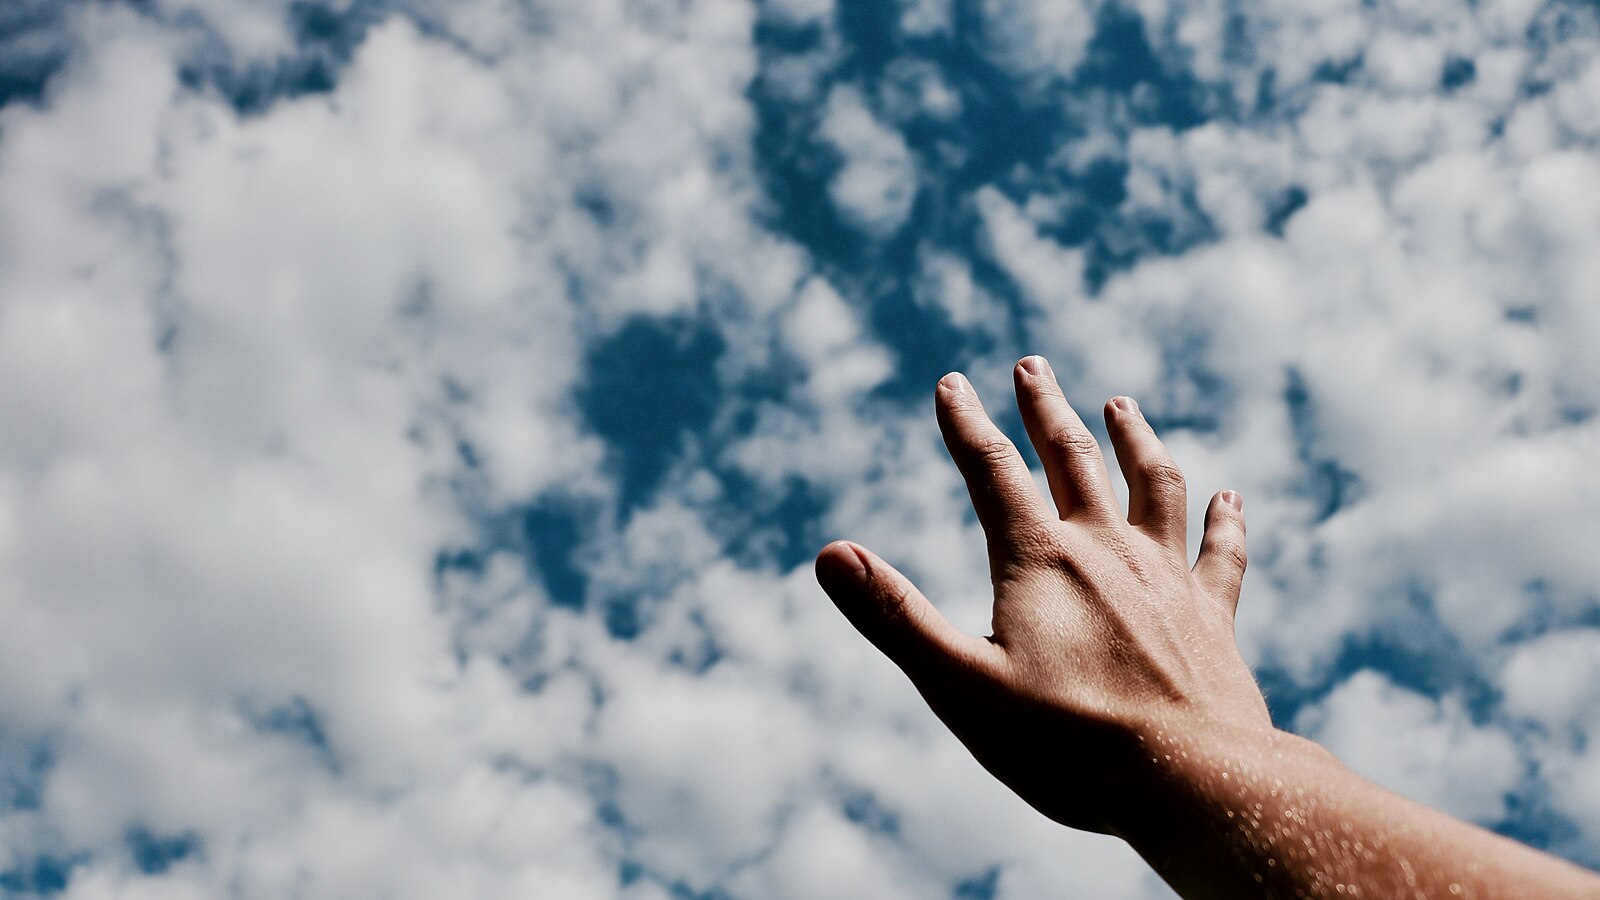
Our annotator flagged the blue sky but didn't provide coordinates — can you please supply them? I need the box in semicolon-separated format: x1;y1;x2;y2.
2;0;1600;896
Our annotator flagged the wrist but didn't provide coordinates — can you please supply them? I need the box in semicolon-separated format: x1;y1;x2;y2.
1113;720;1345;896
1110;716;1311;843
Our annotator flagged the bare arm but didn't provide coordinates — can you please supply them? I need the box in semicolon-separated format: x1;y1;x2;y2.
815;356;1600;899
1127;723;1598;898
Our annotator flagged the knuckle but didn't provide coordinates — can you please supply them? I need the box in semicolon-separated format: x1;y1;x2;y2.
1046;424;1100;457
1138;458;1186;494
1208;536;1248;571
1014;519;1063;557
972;435;1018;465
992;522;1066;574
874;577;917;624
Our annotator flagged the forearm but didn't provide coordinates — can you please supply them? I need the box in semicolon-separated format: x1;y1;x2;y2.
1121;723;1600;900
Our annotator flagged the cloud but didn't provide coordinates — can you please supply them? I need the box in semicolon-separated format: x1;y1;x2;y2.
1295;670;1521;824
1502;629;1600;864
818;84;918;240
976;0;1097;86
4;0;1600;896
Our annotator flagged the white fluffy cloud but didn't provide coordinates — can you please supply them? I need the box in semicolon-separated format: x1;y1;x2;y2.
977;0;1097;86
1296;670;1521;824
818;84;918;239
1502;629;1600;860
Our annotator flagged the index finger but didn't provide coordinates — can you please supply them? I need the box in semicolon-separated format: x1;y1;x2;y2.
935;372;1053;557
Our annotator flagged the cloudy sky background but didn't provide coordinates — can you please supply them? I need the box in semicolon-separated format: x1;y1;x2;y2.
2;0;1599;896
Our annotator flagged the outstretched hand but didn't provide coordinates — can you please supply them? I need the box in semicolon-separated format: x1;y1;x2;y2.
815;356;1271;836
816;356;1600;899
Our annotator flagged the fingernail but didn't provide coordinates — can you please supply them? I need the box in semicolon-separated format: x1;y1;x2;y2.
1019;355;1051;378
816;541;868;591
1113;396;1139;414
938;372;970;394
1221;490;1243;511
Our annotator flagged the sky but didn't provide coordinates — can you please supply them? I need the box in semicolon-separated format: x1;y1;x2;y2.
1;0;1599;897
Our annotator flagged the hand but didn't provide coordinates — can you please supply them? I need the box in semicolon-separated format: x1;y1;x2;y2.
818;356;1600;898
816;355;1273;837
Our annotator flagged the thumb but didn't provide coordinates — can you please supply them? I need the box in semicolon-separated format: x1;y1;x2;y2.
815;541;996;682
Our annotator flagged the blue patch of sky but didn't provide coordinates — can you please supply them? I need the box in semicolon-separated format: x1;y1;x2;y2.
1496;580;1600;646
1525;2;1600;98
597;577;710;646
0;853;82;896
0;729;54;814
577;316;726;510
1257;607;1493;731
665;610;727;674
665;883;738;900
176;1;387;116
433;489;597;664
1281;367;1363;523
0;0;408;118
517;497;592;611
839;787;900;838
711;471;831;572
1263;185;1308;237
1440;56;1477;93
237;694;340;774
438;297;805;641
0;1;71;110
1500;791;1593;868
125;825;200;876
447;471;825;648
616;847;762;898
1313;57;1362;85
1145;315;1234;430
1498;767;1587;862
603;594;645;642
952;866;1000;900
437;305;834;641
1334;625;1494;720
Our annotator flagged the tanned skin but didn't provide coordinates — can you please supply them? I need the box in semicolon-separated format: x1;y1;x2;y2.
815;356;1600;899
